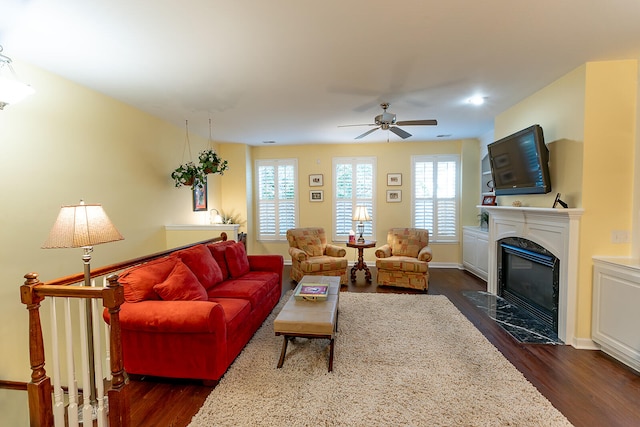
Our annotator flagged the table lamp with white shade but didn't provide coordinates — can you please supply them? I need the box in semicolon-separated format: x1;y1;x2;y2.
352;206;371;243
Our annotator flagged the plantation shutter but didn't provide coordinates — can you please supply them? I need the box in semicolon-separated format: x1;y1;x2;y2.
256;159;297;240
413;155;459;242
333;157;375;241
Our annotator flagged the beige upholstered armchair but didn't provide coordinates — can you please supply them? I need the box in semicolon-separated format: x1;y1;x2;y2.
286;227;348;284
375;228;432;291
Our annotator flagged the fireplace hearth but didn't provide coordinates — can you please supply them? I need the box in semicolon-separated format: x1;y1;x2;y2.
498;237;559;334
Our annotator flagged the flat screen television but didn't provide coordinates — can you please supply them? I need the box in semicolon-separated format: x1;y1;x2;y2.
487;124;551;196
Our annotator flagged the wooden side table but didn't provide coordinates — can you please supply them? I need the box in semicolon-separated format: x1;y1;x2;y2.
346;240;376;283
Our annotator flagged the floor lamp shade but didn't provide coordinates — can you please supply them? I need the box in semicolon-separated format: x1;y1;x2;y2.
42;203;123;249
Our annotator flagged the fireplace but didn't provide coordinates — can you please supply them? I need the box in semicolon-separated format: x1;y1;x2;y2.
483;206;583;346
497;237;559;333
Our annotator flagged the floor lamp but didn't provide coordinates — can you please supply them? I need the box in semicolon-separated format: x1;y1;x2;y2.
42;200;124;420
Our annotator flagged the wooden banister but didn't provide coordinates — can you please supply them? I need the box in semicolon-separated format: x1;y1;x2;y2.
21;234;227;426
21;273;54;427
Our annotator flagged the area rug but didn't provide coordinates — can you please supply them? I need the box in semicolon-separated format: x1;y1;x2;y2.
188;292;572;427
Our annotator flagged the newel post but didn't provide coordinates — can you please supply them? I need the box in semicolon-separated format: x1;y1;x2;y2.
20;272;53;427
105;273;130;426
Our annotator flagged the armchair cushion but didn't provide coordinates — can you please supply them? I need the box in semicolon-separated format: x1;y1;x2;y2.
300;236;323;257
153;259;208;301
391;231;425;257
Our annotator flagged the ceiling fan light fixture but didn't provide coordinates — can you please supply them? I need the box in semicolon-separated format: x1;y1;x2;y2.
0;45;35;110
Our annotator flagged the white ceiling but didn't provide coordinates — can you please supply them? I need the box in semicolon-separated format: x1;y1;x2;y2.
2;0;640;145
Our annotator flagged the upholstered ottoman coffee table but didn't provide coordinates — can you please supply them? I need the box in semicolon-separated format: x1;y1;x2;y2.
274;275;340;372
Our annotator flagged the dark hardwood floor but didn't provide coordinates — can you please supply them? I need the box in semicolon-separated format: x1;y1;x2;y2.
126;267;640;426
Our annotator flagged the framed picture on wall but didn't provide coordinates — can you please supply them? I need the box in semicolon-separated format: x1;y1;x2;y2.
310;190;324;202
386;190;402;203
309;174;324;187
387;173;402;186
193;180;208;211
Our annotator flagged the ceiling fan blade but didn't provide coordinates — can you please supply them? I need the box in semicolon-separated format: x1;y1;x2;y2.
338;123;376;128
395;119;438;126
355;127;380;139
389;126;412;139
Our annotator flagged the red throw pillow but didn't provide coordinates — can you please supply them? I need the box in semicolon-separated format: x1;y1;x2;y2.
207;241;236;279
153;259;208;301
118;256;177;302
224;242;250;278
175;244;224;290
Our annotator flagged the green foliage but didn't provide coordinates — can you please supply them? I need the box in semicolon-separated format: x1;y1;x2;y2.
171;149;229;190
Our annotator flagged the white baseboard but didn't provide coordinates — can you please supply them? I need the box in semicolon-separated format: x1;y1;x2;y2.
572;337;600;350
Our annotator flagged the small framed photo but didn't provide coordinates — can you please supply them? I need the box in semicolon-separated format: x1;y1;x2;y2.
386;190;402;203
193;180;208;211
387;173;402;186
309;174;324;187
310;190;324;202
482;195;496;206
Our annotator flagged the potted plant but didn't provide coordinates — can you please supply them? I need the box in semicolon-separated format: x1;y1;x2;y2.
171;161;206;190
478;210;489;230
198;149;229;175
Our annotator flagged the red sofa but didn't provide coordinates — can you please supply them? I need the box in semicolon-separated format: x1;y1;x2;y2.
104;239;283;383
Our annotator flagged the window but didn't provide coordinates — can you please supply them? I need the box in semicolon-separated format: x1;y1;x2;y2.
412;155;459;242
256;159;297;241
333;157;376;241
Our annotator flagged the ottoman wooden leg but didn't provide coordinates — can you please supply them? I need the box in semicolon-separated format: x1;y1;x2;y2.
328;338;335;372
277;335;289;368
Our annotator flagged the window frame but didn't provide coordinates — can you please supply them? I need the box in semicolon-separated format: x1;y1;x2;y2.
411;154;460;243
255;158;298;241
332;156;376;242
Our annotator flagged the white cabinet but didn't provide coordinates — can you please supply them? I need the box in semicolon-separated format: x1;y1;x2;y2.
592;257;640;373
462;226;489;281
164;224;240;249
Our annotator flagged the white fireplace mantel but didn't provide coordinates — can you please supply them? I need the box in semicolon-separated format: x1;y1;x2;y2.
481;206;584;345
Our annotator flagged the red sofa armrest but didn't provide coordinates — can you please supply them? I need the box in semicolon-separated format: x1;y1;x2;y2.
106;300;226;334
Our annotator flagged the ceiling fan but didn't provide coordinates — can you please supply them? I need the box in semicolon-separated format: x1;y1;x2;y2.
339;102;437;140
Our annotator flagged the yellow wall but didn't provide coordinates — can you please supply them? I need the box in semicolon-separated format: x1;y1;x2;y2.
495;64;586;208
0;61;223;384
219;139;480;265
577;60;637;338
494;60;638;341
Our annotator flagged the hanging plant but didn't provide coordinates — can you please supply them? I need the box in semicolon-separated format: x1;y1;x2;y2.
198;149;229;175
171;161;206;190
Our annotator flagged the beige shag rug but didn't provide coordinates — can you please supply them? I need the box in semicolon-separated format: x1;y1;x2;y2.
189;292;572;427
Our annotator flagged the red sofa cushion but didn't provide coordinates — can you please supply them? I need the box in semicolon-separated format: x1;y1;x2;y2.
207;240;236;279
207;279;271;310
153;260;208;301
225;242;250;278
176;244;224;290
118;256;176;302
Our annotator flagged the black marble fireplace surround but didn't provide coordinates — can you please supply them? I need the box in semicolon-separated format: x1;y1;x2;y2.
464;236;563;344
497;237;560;335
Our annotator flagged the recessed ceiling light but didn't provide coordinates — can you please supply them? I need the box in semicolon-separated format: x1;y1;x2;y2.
467;96;486;106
